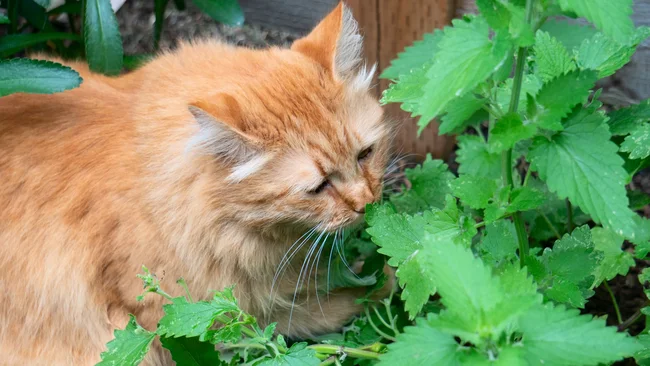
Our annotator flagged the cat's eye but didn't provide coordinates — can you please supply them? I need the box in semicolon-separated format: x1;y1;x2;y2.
309;179;330;195
357;146;373;162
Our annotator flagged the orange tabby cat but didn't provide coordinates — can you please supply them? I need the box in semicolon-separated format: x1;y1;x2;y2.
0;2;393;365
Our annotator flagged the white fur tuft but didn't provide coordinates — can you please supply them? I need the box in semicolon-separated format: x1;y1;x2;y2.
350;62;377;91
227;154;272;183
335;4;364;78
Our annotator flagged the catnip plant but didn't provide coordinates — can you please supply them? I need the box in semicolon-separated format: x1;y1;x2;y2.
99;0;650;364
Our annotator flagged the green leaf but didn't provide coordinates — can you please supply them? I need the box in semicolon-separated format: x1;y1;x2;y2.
381;31;442;79
456;135;502;180
397;254;437;319
451;174;497;209
123;54;153;70
378;318;460;366
489;112;537;153
629;189;650;211
157;296;239;338
98;315;156;366
381;62;429;113
533;30;576;82
508;187;546;213
591;227;634;285
495;74;543;114
47;2;82;14
0;14;9;24
608;99;650;136
577;29;650;78
417;16;512;130
532;70;598;130
192;0;244;26
0;58;82;97
519;303;642;365
480;220;518;267
154;0;169;49
255;343;320;366
160;336;225;366
477;0;534;47
84;0;124;75
529;108;638;238
621;123;650;159
438;92;487;135
389;156;454;214
0;32;81;58
32;0;49;7
558;0;635;45
536;226;601;307
540;19;598;52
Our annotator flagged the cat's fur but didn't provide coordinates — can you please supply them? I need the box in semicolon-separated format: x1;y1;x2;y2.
0;2;393;365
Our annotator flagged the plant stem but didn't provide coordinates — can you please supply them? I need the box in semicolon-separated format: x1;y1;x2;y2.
176;278;194;302
523;166;533;187
364;304;397;342
537;209;562;240
603;281;623;325
566;199;574;233
308;344;382;360
501;0;534;268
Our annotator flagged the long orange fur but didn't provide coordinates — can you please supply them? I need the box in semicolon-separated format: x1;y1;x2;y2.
0;3;394;364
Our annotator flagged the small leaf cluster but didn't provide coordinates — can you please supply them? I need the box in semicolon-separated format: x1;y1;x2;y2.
0;0;243;97
99;266;325;366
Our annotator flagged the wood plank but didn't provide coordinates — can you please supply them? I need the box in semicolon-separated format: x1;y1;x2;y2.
348;0;457;159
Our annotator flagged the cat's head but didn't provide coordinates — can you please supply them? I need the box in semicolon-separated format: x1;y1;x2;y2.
188;2;392;231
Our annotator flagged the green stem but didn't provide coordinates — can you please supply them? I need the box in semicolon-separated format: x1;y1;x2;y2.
372;306;393;330
308;344;382;360
566;199;574;233
523;166;533;187
603;281;623;325
364;305;397;342
176;277;194;302
501;0;534;268
537;210;562;240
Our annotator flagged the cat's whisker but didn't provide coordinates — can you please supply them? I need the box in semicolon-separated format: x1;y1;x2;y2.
288;229;326;334
270;227;317;305
336;229;361;280
326;229;339;301
310;232;330;318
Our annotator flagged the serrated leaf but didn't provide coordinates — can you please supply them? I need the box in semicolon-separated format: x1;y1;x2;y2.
508;187;546;213
456;135;502;180
529;108;638;238
577;29;650;78
192;0;244;26
519;303;642;365
540;19;598;52
495;74;543;113
157;297;239;338
381;31;442;79
389;156;454;214
489;112;537;153
621;123;650;159
255;342;320;366
417;16;512;130
557;0;635;45
381;62;429;113
533;30;576;82
160;336;225;366
591;227;634;285
396;254;437;318
451;174;497;209
0;58;82;97
608;99;650;136
532;70;598;130
480;220;518;267
97;315;156;366
84;0;124;75
377;318;460;366
439;92;487;135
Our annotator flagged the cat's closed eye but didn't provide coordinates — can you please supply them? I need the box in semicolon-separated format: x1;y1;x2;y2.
309;179;330;195
357;146;373;162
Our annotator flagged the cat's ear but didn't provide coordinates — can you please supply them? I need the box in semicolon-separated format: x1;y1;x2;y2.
292;2;371;84
188;94;271;182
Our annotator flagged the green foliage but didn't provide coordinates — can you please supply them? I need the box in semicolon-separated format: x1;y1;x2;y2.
100;0;650;364
0;58;82;97
0;0;243;96
97;315;156;366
